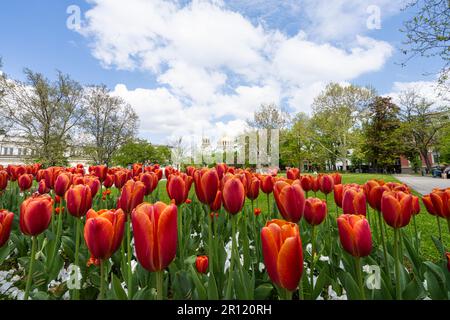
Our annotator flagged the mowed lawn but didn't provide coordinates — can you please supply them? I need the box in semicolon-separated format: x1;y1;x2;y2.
154;173;448;261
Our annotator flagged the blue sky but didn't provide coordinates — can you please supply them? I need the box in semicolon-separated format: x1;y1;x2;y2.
0;0;445;144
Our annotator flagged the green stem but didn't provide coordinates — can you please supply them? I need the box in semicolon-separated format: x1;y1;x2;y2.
310;225;316;297
285;289;293;300
73;218;81;300
266;194;270;220
156;271;164;300
447;218;450;235
99;260;105;300
377;211;389;276
126;220;133;299
53;201;64;266
208;211;214;276
178;205;184;264
225;215;236;299
355;256;366;300
24;236;37;300
413;214;419;255
393;228;402;300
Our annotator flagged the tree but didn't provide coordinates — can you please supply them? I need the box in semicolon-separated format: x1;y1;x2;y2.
0;69;84;166
401;0;450;83
362;97;402;173
398;89;450;171
81;85;139;166
112;139;171;167
310;83;376;170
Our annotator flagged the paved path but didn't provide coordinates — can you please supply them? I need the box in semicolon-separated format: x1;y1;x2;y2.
393;175;450;195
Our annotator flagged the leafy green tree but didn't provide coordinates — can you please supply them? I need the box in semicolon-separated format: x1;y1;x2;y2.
362;96;402;173
112;139;171;167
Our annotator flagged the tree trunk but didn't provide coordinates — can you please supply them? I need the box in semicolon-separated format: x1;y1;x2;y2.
420;149;432;172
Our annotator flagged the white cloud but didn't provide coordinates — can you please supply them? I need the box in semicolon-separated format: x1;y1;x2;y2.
78;0;396;143
387;80;450;108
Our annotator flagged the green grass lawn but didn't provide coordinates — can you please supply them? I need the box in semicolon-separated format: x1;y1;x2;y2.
155;173;448;261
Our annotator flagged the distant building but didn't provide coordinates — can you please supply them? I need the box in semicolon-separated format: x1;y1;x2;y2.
0;134;91;167
400;150;441;174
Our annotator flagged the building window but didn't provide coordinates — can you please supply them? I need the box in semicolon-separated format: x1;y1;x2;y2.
9;148;13;155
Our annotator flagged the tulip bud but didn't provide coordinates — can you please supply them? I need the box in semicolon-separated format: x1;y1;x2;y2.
273;181;305;223
103;173;114;189
132;202;178;272
300;175;313;193
342;188;367;215
261;219;303;291
304;198;327;226
260;175;274;194
84;176;101;198
0;170;8;192
286;168;300;180
38;179;49;194
222;177;245;215
140;172;158;196
20;194;53;236
412;196;420;215
92;165;108;182
333;184;344;208
381;191;413;228
0;210;14;247
18;174;33;191
114;171;128;189
167;174;193;206
337;214;372;257
254;208;262;216
430;190;450;219
118;180;146;214
319;175;334;195
84;208;126;261
54;173;72;197
65;184;93;218
196;255;209;274
422;195;436;216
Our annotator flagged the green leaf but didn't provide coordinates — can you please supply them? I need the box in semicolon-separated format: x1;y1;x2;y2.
207;272;219;300
0;242;11;264
189;266;207;300
312;265;329;299
431;236;445;257
254;283;273;300
112;273;128;300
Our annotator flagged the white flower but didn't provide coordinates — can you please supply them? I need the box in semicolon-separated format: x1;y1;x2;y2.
423;280;428;291
258;263;265;272
319;255;329;262
306;243;312;255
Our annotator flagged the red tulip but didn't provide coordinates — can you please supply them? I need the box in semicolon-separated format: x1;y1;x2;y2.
422;195;437;216
332;173;342;185
430;189;450;219
118;180;146;214
54;173;72;197
311;176;321;193
92;165;108;182
222;177;245;215
342;188;367;215
132;202;178;272
18;174;33;192
84;176;101;198
286;168;300;180
167;174;193;206
246;175;260;201
196;255;209;274
215;163;227;180
0;210;14;247
209;191;222;212
65;184;93;218
114;171;128;189
304;198;327;226
20;194;53;236
367;185;389;212
84;208;126;261
381;191;413;228
194;169;219;205
273;181;305;223
103;174;114;189
319;175;334;195
261;219;303;291
300;175;313;193
254;208;262;216
337;214;372;257
333;184;344;208
0;170;8;191
38;179;49;194
140;172;158;196
260;175;274;194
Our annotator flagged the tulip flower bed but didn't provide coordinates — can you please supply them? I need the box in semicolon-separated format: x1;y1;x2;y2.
0;164;449;300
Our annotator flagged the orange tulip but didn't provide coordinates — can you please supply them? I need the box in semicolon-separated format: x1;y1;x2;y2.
139;172;158;196
222;177;245;215
337;214;372;257
430;189;450;219
194;169;219;205
0;170;8;191
209;191;222;212
367;185;390;212
319;174;334;195
118;180;146;214
381;191;413;228
260;175;274;194
84;175;101;197
304;198;327;226
84;208;126;261
286;168;300;180
20;194;53;236
412;196;420;215
18;174;33;191
261;219;303;291
167;174;193;206
92;165;108;182
333;184;344;208
132;202;178;272
246;176;260;201
0;210;14;247
342;188;367;216
332;173;342;185
195;255;209;274
273;181;305;223
254;208;262;216
65;184;93;218
54;173;72;197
